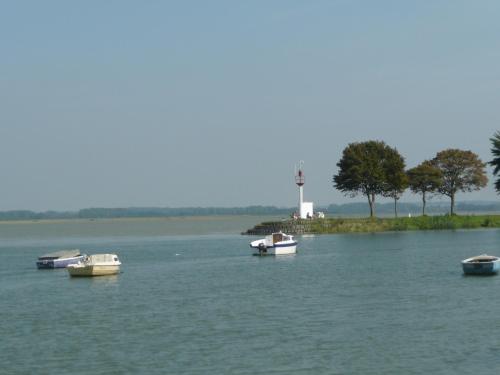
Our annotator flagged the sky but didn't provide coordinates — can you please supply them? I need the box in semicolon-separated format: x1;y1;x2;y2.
1;0;500;211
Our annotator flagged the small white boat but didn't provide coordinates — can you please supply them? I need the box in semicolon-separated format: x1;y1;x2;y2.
461;254;500;275
250;232;297;255
67;254;121;277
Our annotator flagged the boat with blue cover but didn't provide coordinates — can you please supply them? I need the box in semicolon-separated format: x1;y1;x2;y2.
250;232;298;255
461;254;500;275
36;249;85;269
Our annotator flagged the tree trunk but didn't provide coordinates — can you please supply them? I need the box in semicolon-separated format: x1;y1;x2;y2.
367;193;376;218
394;197;398;218
422;191;426;216
450;193;455;215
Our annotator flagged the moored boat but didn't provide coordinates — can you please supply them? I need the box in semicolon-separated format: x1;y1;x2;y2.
250;232;297;255
36;249;85;269
67;253;121;277
461;254;500;275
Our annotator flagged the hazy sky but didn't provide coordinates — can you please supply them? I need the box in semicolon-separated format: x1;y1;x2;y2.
2;1;500;211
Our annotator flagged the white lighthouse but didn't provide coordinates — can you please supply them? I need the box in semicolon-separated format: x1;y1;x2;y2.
295;161;314;219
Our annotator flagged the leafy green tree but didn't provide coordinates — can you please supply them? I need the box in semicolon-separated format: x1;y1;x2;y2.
382;149;408;218
333;140;405;218
432;149;488;215
489;131;500;193
407;161;442;216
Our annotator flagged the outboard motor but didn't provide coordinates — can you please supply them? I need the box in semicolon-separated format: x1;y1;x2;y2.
258;242;267;255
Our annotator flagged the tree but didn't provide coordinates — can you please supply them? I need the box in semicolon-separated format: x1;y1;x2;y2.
407;161;442;216
489;131;500;193
333;140;405;218
432;149;488;215
382;149;408;217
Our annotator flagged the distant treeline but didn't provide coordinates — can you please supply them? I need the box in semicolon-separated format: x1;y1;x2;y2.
77;206;292;218
1;202;500;221
0;206;292;221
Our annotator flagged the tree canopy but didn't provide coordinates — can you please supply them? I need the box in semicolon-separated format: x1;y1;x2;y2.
489;131;500;194
333;140;406;218
382;150;408;217
407;160;442;216
432;149;488;215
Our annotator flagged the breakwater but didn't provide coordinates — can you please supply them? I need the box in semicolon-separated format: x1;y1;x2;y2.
243;219;317;235
243;215;500;235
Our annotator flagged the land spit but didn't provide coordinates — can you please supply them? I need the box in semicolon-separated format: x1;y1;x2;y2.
243;215;500;235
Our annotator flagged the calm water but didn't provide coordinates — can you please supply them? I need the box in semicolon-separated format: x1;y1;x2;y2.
2;217;500;374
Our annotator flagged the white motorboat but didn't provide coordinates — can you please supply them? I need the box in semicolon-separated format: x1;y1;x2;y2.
250;232;297;255
67;253;121;277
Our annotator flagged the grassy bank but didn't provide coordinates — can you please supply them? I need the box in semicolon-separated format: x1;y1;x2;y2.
307;215;500;233
245;215;500;235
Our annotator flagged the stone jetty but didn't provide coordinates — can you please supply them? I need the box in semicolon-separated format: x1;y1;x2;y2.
243;219;315;235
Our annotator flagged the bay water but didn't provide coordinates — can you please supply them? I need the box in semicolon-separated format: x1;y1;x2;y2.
2;217;500;374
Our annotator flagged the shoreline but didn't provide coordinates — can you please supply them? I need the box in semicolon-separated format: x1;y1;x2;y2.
243;215;500;235
3;214;500;237
0;214;285;226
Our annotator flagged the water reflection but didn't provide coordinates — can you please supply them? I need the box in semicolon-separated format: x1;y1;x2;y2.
68;274;120;285
273;254;297;262
300;234;316;239
251;254;297;262
90;275;120;285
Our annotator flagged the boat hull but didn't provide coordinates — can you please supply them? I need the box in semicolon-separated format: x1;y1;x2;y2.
462;261;500;275
67;265;120;277
36;255;85;269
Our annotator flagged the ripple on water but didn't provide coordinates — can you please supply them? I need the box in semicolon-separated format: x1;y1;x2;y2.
2;229;500;374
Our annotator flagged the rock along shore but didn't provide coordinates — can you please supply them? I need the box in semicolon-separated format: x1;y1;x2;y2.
243;219;316;235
